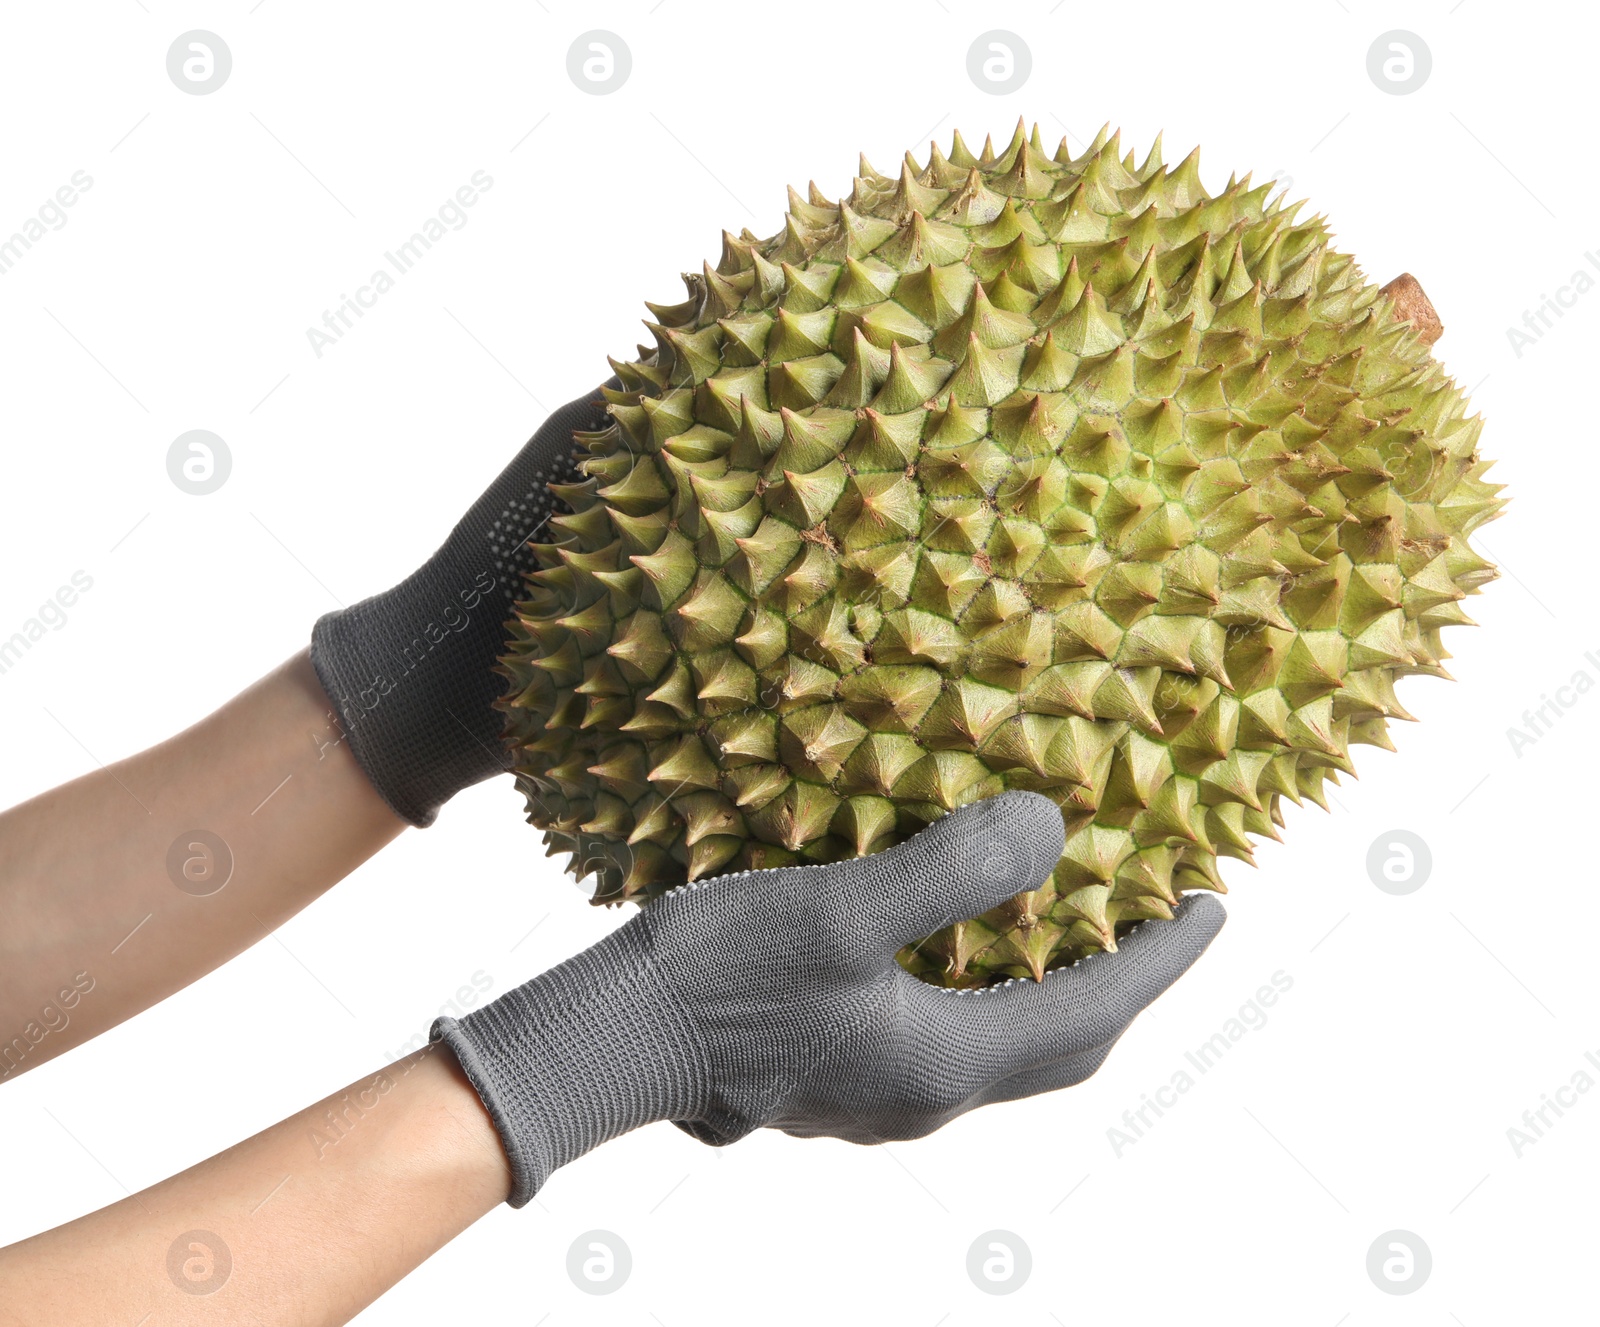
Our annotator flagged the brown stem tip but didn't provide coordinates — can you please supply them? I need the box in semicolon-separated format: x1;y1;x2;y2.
1379;273;1443;346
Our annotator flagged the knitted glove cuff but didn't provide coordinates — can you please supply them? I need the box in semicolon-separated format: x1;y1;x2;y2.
308;386;612;826
431;928;711;1207
309;563;513;827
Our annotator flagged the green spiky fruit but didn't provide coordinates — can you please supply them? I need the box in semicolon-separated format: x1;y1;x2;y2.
498;121;1502;987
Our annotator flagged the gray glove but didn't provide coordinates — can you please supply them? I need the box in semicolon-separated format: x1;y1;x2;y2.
309;385;611;826
433;791;1226;1206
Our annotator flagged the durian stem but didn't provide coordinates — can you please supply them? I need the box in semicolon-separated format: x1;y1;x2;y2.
1380;273;1443;345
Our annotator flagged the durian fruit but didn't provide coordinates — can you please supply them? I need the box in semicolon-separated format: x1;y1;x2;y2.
499;121;1502;987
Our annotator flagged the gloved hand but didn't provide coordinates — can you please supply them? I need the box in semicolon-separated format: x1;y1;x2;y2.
309;385;611;826
433;791;1226;1206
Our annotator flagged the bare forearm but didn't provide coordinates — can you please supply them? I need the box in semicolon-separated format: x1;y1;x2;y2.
0;1047;509;1325
0;651;405;1075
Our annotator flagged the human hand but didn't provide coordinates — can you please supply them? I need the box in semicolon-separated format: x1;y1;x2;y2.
309;386;611;826
433;790;1225;1206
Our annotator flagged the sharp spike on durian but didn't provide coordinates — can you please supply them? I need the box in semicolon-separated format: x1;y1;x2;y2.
947;129;978;168
986;117;1025;173
943;333;1021;407
891;157;947;219
834;256;899;309
1136;132;1164;181
857;152;892;188
922;138;965;189
939;168;1007;227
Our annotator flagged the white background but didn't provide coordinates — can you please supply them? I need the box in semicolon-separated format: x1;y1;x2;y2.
0;2;1589;1322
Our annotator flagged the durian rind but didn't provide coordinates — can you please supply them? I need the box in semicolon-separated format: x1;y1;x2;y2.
500;121;1503;987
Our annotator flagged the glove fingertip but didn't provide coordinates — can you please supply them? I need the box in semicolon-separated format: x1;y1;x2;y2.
1093;890;1228;991
1167;891;1229;950
846;791;1065;952
921;789;1065;894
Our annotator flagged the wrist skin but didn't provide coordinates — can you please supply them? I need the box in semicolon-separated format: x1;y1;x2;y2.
0;1047;509;1323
